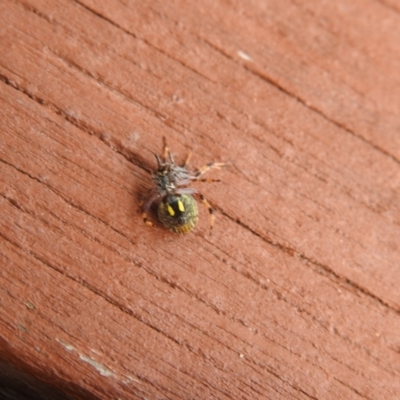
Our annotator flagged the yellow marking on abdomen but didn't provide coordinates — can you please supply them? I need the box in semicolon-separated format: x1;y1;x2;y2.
166;204;175;216
178;200;185;212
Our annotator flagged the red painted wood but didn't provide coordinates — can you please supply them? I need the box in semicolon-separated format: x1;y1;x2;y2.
1;0;399;398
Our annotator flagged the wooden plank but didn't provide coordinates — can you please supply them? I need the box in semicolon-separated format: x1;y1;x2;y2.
1;0;399;399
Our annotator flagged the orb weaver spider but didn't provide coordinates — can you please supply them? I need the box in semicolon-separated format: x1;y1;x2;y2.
140;137;225;233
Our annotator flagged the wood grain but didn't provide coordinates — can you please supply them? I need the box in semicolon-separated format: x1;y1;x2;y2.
1;0;399;399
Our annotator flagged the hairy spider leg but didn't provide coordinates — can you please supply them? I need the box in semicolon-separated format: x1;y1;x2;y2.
194;162;226;178
161;136;168;163
190;162;226;183
192;177;222;183
199;193;215;232
182;150;192;167
140;191;163;227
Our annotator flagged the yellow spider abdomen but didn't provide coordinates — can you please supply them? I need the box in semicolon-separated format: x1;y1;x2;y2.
158;194;198;233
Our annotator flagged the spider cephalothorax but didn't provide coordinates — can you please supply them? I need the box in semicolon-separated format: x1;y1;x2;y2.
140;137;225;233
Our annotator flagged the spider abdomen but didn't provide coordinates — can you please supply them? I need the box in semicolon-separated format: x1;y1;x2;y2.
158;194;199;234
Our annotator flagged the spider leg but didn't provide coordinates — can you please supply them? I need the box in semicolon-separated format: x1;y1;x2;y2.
161;136;175;164
193;162;226;178
182;150;192;168
161;136;168;163
192;177;221;183
140;191;161;227
199;193;215;232
138;199;153;226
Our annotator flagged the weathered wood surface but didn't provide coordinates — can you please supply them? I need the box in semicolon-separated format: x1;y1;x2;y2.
1;0;400;399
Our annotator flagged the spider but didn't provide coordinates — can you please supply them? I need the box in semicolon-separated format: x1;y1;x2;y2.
140;137;225;233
